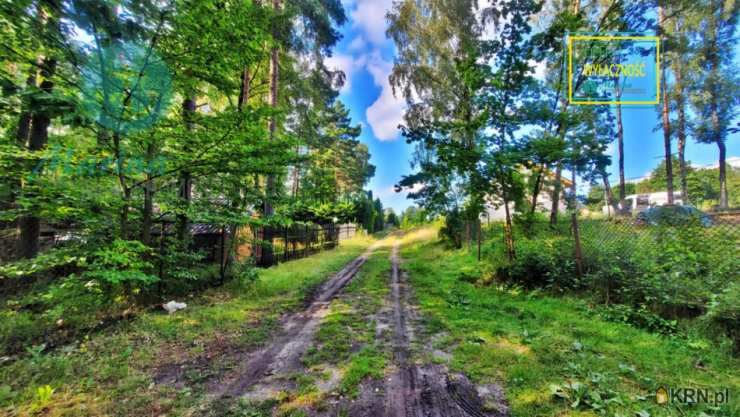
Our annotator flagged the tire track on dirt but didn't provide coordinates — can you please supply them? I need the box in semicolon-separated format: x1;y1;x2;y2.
205;241;382;403
384;242;509;417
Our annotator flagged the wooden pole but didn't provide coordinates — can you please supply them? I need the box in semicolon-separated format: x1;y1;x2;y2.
219;226;226;282
284;226;289;262
477;219;481;261
571;169;584;277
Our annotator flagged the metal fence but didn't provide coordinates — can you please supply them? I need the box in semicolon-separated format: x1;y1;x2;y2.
472;210;740;277
250;223;357;267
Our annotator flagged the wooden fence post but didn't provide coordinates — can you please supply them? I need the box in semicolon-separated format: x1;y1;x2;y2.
219;226;226;283
572;212;584;277
304;224;309;257
477;219;481;261
284;226;289;262
158;221;165;292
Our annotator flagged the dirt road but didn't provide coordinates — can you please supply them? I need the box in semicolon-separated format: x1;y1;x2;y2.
202;241;381;408
382;242;508;417
188;237;508;416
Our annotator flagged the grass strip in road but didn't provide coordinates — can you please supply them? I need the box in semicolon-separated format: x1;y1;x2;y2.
268;244;394;416
401;234;739;417
0;234;377;417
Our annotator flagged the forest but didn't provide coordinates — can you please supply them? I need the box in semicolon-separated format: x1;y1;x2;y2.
0;0;397;332
0;0;738;416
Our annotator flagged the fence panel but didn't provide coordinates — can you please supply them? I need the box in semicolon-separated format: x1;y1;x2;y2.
255;223;357;267
473;210;740;279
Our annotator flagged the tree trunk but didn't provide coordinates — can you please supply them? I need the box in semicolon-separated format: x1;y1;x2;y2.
616;100;626;204
261;0;281;266
602;173;619;214
16;67;36;146
717;138;728;209
290;152;301;198
110;130;133;239
503;198;515;261
675;84;688;204
707;12;728;210
177;97;196;243
120;185;132;240
570;168;583;277
8;66;36;260
549;162;562;226
141;143;155;245
477;219;481;261
529;163;544;216
237;67;251;111
673;18;689;205
17;58;56;259
142;179;153;245
659;3;674;204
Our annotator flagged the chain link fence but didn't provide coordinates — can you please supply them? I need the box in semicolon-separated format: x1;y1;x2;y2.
469;209;739;316
475;210;739;267
249;223;357;267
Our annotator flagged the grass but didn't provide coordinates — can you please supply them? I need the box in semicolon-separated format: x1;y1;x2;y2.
338;346;386;398
0;233;377;417
401;230;740;417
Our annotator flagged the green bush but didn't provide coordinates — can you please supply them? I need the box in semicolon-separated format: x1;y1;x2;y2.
82;239;158;291
496;236;577;290
0;311;47;354
706;282;740;355
229;260;259;288
439;208;464;248
485;218;739;345
598;304;677;335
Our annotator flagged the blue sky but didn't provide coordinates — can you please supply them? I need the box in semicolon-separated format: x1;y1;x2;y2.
329;1;739;213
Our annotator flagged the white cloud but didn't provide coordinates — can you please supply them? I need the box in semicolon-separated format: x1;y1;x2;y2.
324;53;366;94
350;0;393;47
324;51;404;141
376;182;424;199
404;182;424;194
375;185;397;198
528;59;547;81
365;51;405;141
348;36;367;51
339;0;403;140
606;142;617;158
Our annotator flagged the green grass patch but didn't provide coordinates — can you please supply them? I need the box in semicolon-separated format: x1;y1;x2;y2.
338;347;386;398
302;248;391;368
0;234;376;417
402;231;740;417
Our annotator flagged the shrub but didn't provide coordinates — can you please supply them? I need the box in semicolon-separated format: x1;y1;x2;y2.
496;237;577;290
0;311;48;355
439;209;464;248
81;239;158;292
229;260;259;288
598;304;677;335
705;282;740;356
582;238;657;306
484;217;738;345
